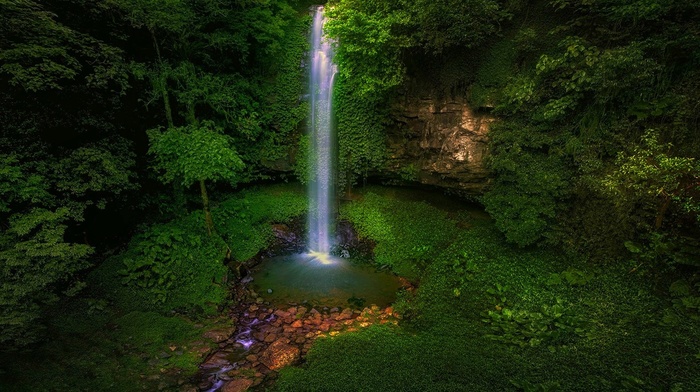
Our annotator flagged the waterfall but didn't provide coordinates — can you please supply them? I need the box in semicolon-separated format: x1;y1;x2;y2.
307;6;337;256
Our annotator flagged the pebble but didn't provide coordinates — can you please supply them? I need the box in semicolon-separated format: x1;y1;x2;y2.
191;302;402;390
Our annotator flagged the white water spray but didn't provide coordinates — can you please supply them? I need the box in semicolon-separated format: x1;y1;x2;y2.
307;6;337;255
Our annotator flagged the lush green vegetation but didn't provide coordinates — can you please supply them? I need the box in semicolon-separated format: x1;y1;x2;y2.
1;0;699;391
0;0;309;349
277;188;700;391
0;184;306;390
325;0;700;264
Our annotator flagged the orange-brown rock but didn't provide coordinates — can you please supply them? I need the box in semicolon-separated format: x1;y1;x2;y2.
387;95;493;194
259;340;300;371
222;378;254;392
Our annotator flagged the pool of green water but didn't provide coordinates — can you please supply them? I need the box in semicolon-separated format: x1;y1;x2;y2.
251;253;402;308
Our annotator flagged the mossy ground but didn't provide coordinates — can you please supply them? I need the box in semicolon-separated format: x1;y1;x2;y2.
276;186;700;392
0;184;307;391
2;184;698;391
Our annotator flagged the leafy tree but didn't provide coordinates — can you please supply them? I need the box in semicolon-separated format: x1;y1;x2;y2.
0;157;93;347
603;130;700;230
325;0;508;191
148;122;244;235
0;0;128;92
0;0;136;348
481;0;700;255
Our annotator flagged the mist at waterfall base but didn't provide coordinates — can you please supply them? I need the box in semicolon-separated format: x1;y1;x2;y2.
250;7;400;308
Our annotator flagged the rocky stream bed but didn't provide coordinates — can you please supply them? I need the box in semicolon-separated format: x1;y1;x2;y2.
195;300;400;392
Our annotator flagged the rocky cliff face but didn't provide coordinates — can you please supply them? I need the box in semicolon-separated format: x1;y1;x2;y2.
384;95;492;195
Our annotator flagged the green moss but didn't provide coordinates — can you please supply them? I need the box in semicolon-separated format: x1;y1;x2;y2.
277;190;700;392
339;190;457;279
89;183;306;314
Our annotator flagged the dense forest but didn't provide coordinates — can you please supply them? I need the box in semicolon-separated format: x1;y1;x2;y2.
1;0;699;391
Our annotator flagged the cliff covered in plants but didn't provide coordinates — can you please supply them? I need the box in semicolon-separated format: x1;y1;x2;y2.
327;0;700;261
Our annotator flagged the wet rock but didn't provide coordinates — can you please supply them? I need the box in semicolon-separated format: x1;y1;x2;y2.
259;340;301;370
200;351;231;369
271;223;294;239
264;333;278;343
203;327;234;343
336;308;354;321
387;95;492;194
222;378;254;392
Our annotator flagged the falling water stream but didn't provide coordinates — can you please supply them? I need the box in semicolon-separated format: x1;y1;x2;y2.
196;8;339;391
307;5;337;255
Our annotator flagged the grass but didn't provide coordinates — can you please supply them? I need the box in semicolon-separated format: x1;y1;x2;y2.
276;187;700;392
0;183;307;391
2;184;698;391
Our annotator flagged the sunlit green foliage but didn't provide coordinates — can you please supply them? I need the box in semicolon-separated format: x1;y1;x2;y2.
481;0;700;254
94;184;305;313
148;122;244;187
325;0;508;191
214;184;306;261
118;216;228;309
113;0;305;179
602;130;700;229
334;79;389;191
340;190;457;278
278;192;700;391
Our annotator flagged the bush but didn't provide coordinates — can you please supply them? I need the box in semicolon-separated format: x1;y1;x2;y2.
339;191;457;278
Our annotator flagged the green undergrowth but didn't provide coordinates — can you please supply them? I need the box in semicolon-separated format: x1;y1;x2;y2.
91;183;306;314
0;298;215;391
277;189;700;392
0;184;306;391
339;190;458;279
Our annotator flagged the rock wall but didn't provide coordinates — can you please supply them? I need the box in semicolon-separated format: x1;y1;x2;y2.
384;95;492;195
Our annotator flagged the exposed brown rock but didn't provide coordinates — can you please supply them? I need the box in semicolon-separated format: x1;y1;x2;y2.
387;95;493;194
203;327;234;343
263;333;278;343
259;340;301;371
222;378;254;392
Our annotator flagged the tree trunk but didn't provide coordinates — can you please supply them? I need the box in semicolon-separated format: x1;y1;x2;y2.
200;179;214;236
655;195;671;230
150;29;174;129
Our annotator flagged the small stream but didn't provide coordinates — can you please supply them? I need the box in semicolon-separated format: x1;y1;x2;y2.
195;251;403;392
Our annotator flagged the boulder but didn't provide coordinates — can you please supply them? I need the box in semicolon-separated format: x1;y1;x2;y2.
259;340;300;371
271;224;296;243
203;327;234;343
222;378;254;392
